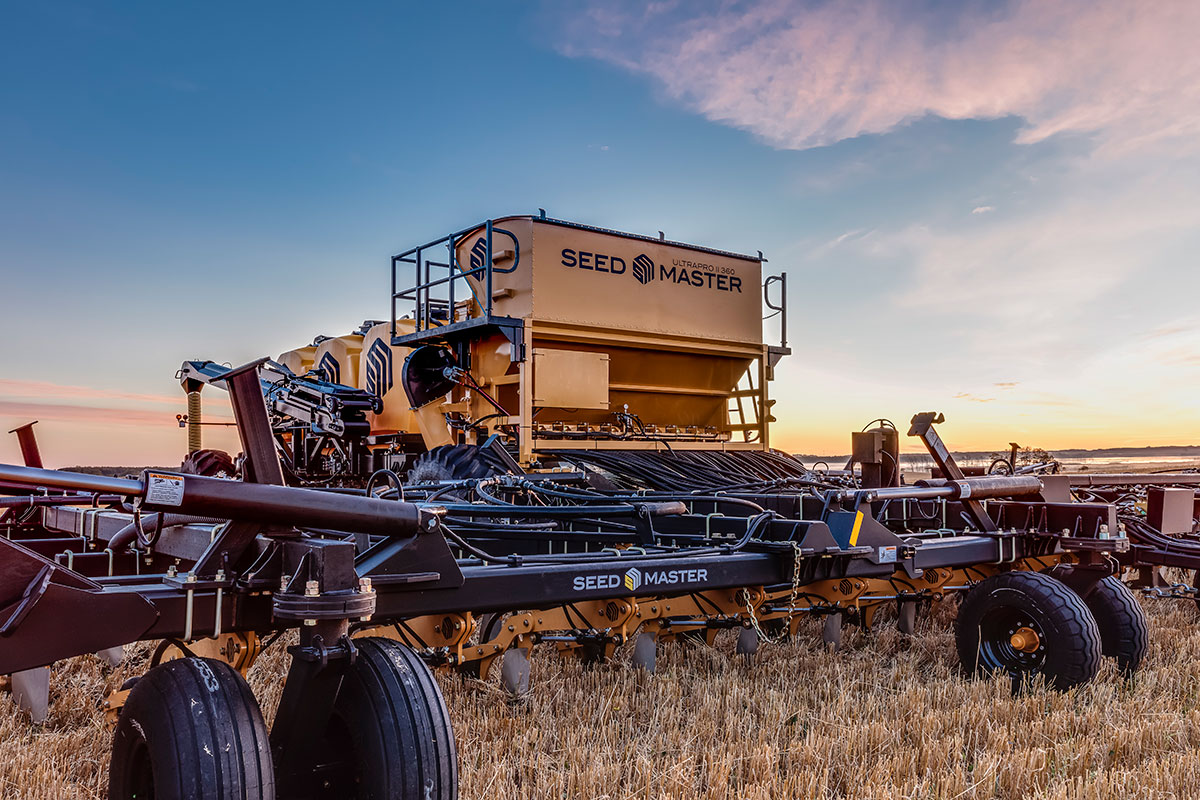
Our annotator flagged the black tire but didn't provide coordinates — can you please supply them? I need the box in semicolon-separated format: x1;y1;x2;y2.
955;571;1101;691
313;637;457;800
109;658;273;800
1082;575;1148;674
181;448;237;478
407;444;506;484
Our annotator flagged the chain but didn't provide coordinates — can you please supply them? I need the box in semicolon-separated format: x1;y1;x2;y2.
743;540;803;645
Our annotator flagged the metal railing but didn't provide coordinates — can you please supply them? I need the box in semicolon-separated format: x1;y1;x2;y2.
764;272;788;350
390;219;522;342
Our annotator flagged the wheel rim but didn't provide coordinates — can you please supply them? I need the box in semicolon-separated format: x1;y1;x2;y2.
977;606;1047;675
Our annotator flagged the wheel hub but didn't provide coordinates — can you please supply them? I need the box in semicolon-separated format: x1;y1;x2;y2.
1009;626;1040;653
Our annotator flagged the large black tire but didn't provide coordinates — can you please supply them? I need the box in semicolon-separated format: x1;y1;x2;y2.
955;571;1101;691
407;444;506;484
181;448;237;478
1083;575;1149;674
109;658;273;800
313;637;457;800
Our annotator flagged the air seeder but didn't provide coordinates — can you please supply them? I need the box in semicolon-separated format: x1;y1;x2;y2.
0;215;1148;800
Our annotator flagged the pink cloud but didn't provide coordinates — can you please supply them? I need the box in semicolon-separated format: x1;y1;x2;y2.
560;0;1200;153
0;378;183;406
0;400;231;428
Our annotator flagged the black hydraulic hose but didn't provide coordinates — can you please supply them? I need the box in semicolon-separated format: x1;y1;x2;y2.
515;481;609;501
466;480;686;517
1122;515;1200;553
621;493;768;515
435;501;684;518
440;511;772;566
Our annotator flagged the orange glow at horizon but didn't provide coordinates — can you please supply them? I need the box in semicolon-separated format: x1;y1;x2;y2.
1;386;1196;468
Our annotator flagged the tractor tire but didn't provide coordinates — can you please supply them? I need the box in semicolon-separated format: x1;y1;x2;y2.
181;448;237;478
109;658;274;800
407;444;507;484
1082;575;1148;674
312;637;457;800
955;571;1101;691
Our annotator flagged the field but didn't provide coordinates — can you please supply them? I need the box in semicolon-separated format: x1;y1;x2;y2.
4;594;1200;800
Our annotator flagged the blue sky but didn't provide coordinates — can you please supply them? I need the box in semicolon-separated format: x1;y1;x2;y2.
1;1;1198;464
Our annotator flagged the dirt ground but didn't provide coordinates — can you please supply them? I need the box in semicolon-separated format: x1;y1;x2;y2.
4;594;1200;800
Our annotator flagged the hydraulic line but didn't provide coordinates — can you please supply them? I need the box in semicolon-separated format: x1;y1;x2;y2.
439;511;774;565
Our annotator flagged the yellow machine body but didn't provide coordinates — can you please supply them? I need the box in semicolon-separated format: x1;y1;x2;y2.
281;216;781;466
312;334;364;389
358;320;419;435
457;217;775;463
278;345;317;377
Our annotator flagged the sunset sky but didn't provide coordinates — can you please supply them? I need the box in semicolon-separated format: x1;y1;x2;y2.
2;1;1198;467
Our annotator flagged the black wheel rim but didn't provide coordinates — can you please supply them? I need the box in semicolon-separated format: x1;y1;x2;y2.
977;606;1047;675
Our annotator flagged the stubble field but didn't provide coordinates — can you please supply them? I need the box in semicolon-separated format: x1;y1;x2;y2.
4;595;1200;800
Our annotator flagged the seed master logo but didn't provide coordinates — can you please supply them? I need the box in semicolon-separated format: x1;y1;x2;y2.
469;238;488;270
572;567;708;592
364;338;393;398
561;247;743;293
631;254;655;285
317;352;341;385
624;567;642;591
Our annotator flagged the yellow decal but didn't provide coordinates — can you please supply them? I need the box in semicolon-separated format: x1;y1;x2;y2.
849;511;864;546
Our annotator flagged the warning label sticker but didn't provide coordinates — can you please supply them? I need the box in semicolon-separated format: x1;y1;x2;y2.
146;473;184;506
878;546;898;564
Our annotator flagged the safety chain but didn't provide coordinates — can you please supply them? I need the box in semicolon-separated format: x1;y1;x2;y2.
742;540;803;645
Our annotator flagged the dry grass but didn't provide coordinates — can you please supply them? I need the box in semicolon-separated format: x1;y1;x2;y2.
5;598;1200;799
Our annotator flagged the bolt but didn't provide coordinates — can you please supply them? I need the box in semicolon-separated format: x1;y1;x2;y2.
185;572;197;584
279;574;290;592
305;580;320;597
304;619;317;626
454;621;462;630
166;565;177;578
358;577;373;593
360;615;372;622
523;619;530;627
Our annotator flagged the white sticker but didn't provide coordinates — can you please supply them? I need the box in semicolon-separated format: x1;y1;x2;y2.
146;472;184;506
878;546;898;564
958;481;972;498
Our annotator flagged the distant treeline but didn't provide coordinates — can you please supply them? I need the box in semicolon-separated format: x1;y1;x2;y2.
797;446;1200;462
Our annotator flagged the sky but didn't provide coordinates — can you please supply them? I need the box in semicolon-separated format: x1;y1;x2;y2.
1;0;1198;466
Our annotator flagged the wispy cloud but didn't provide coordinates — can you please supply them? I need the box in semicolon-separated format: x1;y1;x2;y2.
0;379;181;406
0;401;229;428
557;0;1200;154
971;206;995;215
954;392;995;403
